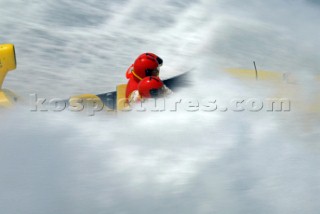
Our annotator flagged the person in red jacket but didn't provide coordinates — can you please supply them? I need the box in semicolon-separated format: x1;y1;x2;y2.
125;53;171;104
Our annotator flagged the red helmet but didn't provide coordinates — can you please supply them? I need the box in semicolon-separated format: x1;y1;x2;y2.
133;53;163;80
138;76;164;98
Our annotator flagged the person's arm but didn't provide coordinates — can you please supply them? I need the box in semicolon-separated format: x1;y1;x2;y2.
162;84;173;96
128;90;141;105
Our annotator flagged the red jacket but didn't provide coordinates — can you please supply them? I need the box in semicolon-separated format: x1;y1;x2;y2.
126;77;139;99
125;64;141;99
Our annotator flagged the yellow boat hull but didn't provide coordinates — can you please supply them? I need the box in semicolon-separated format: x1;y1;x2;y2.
0;44;17;107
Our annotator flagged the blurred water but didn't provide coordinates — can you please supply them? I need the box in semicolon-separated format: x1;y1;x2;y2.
1;0;320;213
